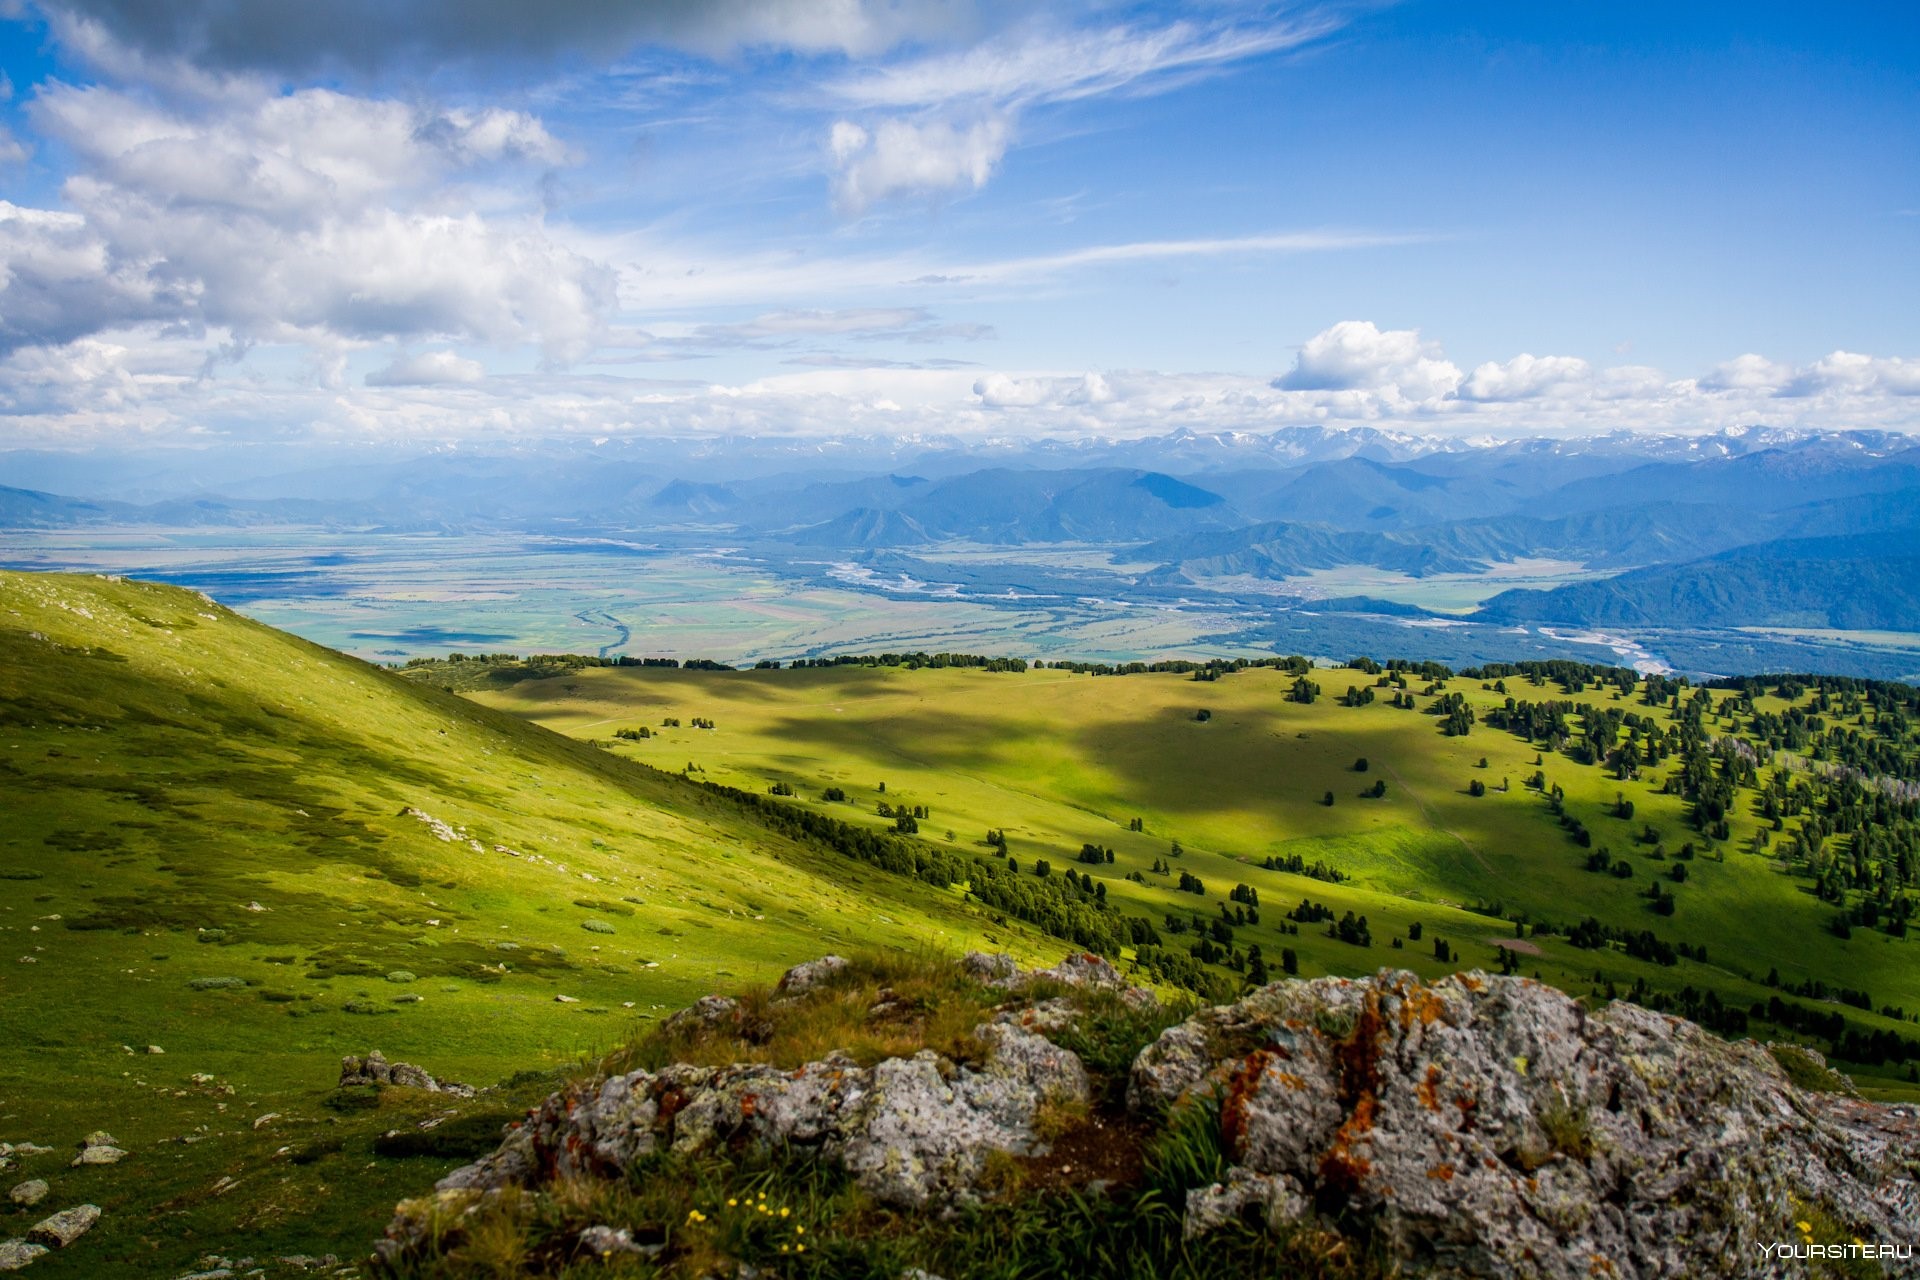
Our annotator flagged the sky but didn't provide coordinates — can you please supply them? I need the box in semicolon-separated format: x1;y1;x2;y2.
0;0;1916;450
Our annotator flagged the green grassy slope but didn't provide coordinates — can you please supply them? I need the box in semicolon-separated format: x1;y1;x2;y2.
0;571;1061;1276
466;659;1920;1093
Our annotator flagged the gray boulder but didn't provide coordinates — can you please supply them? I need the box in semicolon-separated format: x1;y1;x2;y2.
26;1204;99;1248
774;954;849;996
7;1181;47;1209
339;1051;475;1098
0;1240;47;1272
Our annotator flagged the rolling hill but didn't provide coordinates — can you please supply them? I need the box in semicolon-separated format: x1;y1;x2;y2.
0;571;1060;1275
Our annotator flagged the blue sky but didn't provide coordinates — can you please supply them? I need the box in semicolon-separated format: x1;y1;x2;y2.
0;0;1915;447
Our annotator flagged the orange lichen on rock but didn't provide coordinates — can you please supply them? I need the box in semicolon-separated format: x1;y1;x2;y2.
1417;1064;1443;1112
1220;1048;1278;1160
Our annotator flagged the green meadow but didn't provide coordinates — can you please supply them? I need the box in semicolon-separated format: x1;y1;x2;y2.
4;567;1918;1275
0;571;1064;1276
468;656;1920;1093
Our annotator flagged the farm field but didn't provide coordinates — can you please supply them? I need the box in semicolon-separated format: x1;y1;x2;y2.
467;655;1920;1095
0;530;1255;665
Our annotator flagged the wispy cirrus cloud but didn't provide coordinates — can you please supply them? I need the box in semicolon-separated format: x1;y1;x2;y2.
820;11;1346;211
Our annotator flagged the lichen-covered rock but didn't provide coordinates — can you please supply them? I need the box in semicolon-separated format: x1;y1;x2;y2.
1138;970;1920;1279
8;1180;47;1209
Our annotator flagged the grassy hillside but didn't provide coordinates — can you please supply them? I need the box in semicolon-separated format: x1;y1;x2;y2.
458;653;1920;1094
0;571;1065;1276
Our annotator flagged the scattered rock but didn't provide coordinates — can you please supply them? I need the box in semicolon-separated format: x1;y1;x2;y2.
661;994;736;1030
339;1051;474;1098
26;1204;99;1248
70;1146;125;1167
251;1114;280;1130
8;1181;47;1208
959;951;1019;986
0;1240;48;1271
553;995;580;1004
145;1045;165;1055
773;954;848;996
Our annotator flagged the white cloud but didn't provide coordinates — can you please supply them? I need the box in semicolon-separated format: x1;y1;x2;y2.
829;115;1011;213
1456;353;1591;402
1274;320;1462;401
365;350;485;387
819;14;1342;215
1700;352;1791;392
1;83;613;362
1775;350;1920;399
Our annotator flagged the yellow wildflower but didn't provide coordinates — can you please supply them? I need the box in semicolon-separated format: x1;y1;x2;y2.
780;1207;791;1218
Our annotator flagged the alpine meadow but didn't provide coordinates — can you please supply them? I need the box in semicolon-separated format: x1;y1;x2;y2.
4;3;1920;1278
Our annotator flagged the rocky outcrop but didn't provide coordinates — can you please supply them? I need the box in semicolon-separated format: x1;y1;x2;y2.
379;954;1104;1265
1135;969;1920;1279
339;1051;476;1098
378;958;1920;1278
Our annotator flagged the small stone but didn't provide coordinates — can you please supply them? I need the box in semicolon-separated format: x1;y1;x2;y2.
8;1180;47;1208
251;1114;280;1130
554;994;579;1004
575;1224;659;1258
145;1045;164;1055
79;1132;116;1149
0;1240;48;1272
26;1204;100;1248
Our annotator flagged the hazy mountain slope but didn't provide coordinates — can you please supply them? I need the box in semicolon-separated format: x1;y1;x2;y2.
1133;520;1489;581
1545;445;1920;516
889;468;1240;541
1227;456;1529;529
1476;529;1920;628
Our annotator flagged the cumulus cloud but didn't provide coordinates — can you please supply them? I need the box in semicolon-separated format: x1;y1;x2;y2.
829;115;1011;213
1274;320;1462;401
1700;352;1791;392
0;83;613;361
1456;353;1591;402
1774;351;1920;399
365;350;485;387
